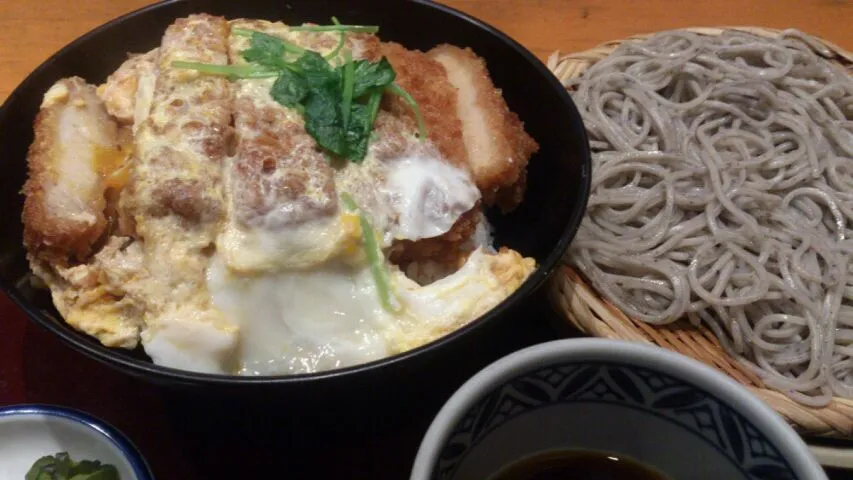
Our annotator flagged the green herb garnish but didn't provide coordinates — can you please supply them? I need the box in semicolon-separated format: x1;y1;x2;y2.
243;32;301;65
26;452;119;480
289;23;379;33
169;61;279;78
352;58;396;98
366;88;383;126
171;18;427;162
304;86;348;156
341;193;399;312
388;82;427;140
341;50;356;128
323;16;346;60
270;67;309;106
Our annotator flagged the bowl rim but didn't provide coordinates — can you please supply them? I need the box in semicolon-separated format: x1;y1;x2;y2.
409;338;827;480
0;0;591;385
0;403;155;480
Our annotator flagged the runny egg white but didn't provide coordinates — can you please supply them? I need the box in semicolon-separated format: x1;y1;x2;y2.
384;153;481;241
207;253;391;375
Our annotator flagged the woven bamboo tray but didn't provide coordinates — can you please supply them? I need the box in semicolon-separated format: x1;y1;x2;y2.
545;27;853;439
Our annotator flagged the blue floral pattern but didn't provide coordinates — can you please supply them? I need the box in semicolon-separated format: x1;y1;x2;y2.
435;362;795;479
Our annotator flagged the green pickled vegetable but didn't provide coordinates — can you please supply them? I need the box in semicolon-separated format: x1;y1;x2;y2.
26;452;119;480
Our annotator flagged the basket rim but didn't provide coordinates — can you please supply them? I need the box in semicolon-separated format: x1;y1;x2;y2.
548;26;853;69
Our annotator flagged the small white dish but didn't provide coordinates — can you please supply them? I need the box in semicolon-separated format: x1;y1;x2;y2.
411;338;827;480
0;404;153;480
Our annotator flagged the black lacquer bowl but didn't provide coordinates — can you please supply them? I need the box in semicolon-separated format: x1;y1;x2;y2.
0;0;590;401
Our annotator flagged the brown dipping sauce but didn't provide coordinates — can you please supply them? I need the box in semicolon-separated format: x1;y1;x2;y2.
488;449;670;480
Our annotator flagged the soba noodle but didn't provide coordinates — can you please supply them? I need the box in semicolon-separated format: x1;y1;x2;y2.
567;29;853;406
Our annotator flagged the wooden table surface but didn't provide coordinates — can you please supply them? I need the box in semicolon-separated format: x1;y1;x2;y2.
2;0;852;101
2;0;853;479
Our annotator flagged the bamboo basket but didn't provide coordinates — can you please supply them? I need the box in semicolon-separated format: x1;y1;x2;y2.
546;27;853;439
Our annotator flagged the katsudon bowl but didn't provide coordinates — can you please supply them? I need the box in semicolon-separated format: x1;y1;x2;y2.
0;0;590;401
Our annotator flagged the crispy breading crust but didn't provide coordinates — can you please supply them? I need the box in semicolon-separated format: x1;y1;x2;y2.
379;42;470;172
493;167;528;212
22;77;118;265
428;45;539;211
389;206;481;268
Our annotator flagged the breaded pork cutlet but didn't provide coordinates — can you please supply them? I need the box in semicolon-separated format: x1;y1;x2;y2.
428;45;539;211
122;14;239;372
380;42;482;267
380;42;469;171
21;77;143;347
220;19;363;273
22;77;125;265
226;20;339;231
126;14;231;229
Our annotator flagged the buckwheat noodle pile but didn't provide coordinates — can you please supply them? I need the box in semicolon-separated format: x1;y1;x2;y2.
568;29;853;406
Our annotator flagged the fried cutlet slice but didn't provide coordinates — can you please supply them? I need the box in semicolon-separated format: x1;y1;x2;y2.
428;45;539;211
22;77;125;265
97;48;159;127
348;32;382;62
380;42;470;171
122;14;238;372
218;21;372;273
226;20;338;230
22;77;142;347
378;42;481;267
388;206;481;268
127;14;230;228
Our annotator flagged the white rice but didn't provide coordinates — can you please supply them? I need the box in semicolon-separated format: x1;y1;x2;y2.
469;211;496;254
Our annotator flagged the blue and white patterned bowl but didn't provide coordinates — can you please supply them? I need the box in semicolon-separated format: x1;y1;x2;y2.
411;339;827;480
0;404;154;480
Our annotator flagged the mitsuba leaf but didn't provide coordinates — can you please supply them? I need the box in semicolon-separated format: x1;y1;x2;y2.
270;69;309;106
365;88;383;127
242;31;287;68
345;103;371;162
351;57;396;98
295;51;338;87
303;87;347;156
